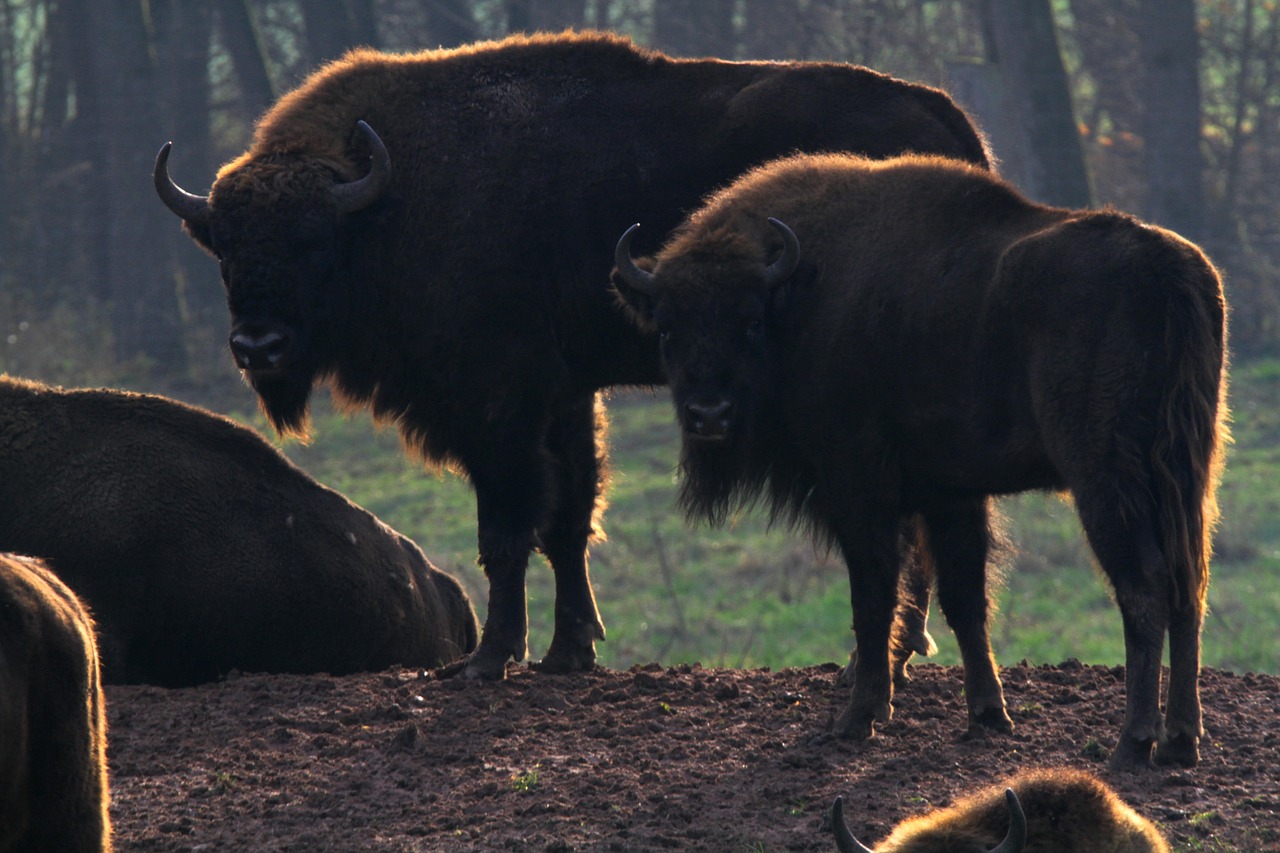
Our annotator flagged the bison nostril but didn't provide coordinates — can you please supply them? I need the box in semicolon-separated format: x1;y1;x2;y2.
229;327;293;370
684;400;734;436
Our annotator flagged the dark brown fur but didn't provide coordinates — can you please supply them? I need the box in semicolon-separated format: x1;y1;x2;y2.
157;30;990;680
0;554;111;852
612;153;1228;769
835;768;1169;852
0;375;477;686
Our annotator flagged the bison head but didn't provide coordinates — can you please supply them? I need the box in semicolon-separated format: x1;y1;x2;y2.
154;121;390;435
831;790;1028;853
612;217;800;444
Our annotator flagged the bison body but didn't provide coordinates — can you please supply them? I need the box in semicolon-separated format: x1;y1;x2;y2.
0;553;111;852
0;375;477;686
612;153;1228;769
155;30;989;680
833;768;1169;852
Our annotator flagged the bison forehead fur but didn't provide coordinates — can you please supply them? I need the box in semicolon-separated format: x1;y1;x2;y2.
617;151;1228;771
0;554;111;852
0;375;478;687
835;768;1169;852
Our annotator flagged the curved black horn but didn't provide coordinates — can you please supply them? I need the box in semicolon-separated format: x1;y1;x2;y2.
831;796;876;853
330;120;391;213
154;142;211;225
614;223;657;296
988;789;1028;853
762;217;800;288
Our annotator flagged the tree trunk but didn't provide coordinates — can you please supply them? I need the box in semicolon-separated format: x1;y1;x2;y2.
1138;0;1205;241
505;0;588;33
423;0;478;49
652;0;736;58
217;1;277;123
302;0;380;66
977;0;1092;207
70;0;188;372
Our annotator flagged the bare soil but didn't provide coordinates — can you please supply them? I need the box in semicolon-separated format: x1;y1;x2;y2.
107;661;1280;851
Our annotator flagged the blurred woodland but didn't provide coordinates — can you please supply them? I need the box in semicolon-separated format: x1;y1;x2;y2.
0;0;1276;390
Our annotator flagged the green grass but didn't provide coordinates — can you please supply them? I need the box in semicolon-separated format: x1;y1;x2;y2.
231;359;1280;676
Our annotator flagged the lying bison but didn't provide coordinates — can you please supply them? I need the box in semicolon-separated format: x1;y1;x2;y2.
0;375;477;686
0;553;111;852
154;30;989;681
612;152;1228;769
831;768;1170;852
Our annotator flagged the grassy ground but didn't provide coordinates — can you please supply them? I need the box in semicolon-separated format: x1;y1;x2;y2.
246;359;1280;676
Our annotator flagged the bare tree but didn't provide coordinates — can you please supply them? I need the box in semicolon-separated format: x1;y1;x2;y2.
505;0;588;33
652;0;736;58
976;0;1091;207
1139;0;1205;240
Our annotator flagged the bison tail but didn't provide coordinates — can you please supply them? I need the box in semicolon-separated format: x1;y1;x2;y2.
1150;244;1229;615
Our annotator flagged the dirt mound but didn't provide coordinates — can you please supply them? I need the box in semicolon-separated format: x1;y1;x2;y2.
106;662;1279;851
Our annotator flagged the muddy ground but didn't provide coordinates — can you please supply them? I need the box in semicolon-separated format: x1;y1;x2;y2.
106;661;1279;851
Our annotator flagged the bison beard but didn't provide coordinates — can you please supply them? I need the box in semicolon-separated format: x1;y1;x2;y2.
154;31;991;683
613;152;1227;770
249;368;318;438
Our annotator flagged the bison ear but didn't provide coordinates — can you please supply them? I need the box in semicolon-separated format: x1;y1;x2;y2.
768;260;816;319
182;219;216;256
611;260;659;331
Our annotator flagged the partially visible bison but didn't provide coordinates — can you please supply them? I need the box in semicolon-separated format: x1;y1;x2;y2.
0;375;477;686
831;768;1170;852
154;30;990;681
0;553;111;852
612;152;1228;769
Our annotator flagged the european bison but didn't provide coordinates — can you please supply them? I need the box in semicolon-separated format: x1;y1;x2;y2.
612;152;1228;769
0;553;111;852
831;768;1170;852
153;30;989;681
0;375;477;686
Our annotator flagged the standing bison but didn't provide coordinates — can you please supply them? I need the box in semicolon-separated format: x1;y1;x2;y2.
612;152;1228;769
154;30;989;681
831;768;1170;852
0;375;477;686
0;553;111;852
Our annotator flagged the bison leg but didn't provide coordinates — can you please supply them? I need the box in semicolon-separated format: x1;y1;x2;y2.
840;525;936;690
927;499;1013;735
1159;601;1204;767
832;511;902;740
446;433;554;681
1078;507;1172;770
533;393;608;674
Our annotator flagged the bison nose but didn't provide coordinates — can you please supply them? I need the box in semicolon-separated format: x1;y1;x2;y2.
684;399;734;439
229;325;293;371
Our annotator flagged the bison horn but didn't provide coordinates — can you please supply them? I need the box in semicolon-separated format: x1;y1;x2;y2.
762;217;801;288
330;120;391;213
153;142;211;225
988;789;1028;853
830;796;876;853
614;223;658;296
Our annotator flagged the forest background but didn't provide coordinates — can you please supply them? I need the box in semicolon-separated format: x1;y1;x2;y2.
2;0;1277;675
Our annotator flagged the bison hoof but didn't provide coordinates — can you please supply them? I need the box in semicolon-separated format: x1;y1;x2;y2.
969;705;1015;735
833;702;889;741
1154;733;1200;768
437;646;511;681
1109;736;1156;772
531;643;597;674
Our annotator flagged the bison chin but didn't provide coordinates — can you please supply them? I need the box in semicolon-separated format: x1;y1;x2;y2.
676;429;762;527
246;369;316;438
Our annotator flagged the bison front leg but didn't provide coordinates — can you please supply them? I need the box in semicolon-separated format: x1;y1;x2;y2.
443;438;553;681
533;393;608;674
832;513;902;740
